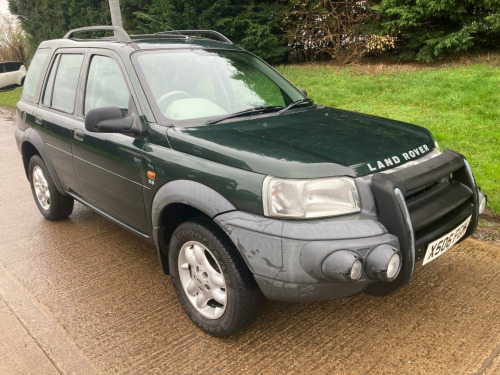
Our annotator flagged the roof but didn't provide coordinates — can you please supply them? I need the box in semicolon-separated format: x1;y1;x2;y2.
38;26;242;52
131;36;243;51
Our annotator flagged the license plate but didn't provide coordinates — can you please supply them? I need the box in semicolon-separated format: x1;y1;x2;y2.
422;216;472;265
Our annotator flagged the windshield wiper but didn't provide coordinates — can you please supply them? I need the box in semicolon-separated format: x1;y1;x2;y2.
277;98;314;115
204;105;284;125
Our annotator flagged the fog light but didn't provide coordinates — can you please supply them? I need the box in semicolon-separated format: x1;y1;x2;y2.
322;250;362;282
478;192;487;215
351;259;362;281
386;253;400;280
365;245;402;282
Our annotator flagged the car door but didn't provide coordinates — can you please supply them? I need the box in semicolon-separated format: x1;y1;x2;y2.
3;63;17;87
0;63;10;89
72;50;149;234
6;63;19;86
34;50;86;193
9;62;24;85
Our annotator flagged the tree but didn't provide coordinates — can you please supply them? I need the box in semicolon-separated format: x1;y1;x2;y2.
283;0;392;64
374;0;500;62
0;13;31;63
9;0;291;63
8;0;111;50
132;0;290;63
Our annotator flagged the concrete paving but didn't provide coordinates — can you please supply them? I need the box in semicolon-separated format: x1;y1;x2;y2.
1;107;500;374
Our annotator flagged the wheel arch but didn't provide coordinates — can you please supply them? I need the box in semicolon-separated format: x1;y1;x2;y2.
21;141;40;179
21;131;64;190
151;180;237;274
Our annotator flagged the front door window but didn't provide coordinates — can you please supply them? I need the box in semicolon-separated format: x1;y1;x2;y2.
84;55;129;115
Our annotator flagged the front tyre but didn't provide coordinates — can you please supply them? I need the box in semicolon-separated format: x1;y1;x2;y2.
28;155;74;220
169;218;263;337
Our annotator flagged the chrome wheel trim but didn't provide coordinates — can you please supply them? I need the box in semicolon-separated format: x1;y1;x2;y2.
178;241;227;319
33;166;50;210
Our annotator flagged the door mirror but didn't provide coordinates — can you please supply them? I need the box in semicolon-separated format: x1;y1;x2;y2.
85;106;140;135
299;88;308;98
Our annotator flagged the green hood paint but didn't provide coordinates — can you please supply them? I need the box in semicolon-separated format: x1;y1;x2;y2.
167;107;434;178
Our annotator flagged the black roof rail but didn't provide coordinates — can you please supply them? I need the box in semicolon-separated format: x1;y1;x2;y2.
154;30;232;44
63;26;131;43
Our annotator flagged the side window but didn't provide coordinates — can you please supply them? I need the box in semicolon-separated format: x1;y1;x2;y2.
42;55;60;106
84;55;129;115
51;54;84;113
5;63;19;72
22;49;51;100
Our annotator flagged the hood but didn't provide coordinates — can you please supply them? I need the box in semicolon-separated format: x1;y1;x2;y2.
167;107;435;178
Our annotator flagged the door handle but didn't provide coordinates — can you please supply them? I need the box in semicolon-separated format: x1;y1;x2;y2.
35;115;42;125
74;129;85;141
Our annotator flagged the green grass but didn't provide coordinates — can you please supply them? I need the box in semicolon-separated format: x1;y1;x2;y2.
277;61;500;213
0;87;22;108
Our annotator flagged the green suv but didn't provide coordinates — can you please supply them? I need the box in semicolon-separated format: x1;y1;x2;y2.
15;26;487;337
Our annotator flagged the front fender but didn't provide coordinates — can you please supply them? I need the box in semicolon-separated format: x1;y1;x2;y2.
151;179;237;273
151;179;236;227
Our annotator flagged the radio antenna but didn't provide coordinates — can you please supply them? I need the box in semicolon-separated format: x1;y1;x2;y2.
134;12;184;37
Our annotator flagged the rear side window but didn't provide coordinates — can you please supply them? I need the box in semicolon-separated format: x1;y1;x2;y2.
43;54;84;113
0;64;6;73
5;62;21;72
42;55;60;106
23;49;51;101
84;55;129;115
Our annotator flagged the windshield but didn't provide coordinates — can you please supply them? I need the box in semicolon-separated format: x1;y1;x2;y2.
134;49;305;125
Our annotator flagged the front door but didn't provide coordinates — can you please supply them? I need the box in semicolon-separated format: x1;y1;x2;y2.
72;51;149;234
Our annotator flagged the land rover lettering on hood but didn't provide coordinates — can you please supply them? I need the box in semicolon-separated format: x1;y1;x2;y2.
15;26;487;337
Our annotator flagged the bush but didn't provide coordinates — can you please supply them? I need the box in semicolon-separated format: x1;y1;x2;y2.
283;0;395;64
375;0;500;62
0;14;30;64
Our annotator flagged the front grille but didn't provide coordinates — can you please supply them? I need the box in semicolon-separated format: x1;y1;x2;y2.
404;178;474;261
371;149;478;264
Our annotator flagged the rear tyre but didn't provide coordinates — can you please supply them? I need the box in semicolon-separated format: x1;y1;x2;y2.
28;155;74;220
169;218;263;337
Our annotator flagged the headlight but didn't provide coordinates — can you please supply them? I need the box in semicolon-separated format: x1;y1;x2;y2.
262;176;360;218
434;140;440;152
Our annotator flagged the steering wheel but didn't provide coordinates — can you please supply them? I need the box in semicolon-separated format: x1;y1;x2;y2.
157;91;191;114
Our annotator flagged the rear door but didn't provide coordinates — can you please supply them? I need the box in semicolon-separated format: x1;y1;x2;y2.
0;63;10;88
34;50;86;193
6;62;21;86
72;49;149;234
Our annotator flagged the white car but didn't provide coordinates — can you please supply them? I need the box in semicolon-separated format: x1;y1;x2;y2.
0;61;26;90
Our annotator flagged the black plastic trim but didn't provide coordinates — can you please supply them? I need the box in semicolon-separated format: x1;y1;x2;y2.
409;181;472;231
414;203;474;261
366;149;479;296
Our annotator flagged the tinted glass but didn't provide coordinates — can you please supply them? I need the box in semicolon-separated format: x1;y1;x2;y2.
135;50;304;123
51;54;83;113
23;49;50;100
42;55;60;106
84;55;129;115
5;62;21;72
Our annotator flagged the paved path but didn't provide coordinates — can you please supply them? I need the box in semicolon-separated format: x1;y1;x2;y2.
1;107;499;374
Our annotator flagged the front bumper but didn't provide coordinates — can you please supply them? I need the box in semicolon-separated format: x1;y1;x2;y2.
215;212;400;302
215;149;483;302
